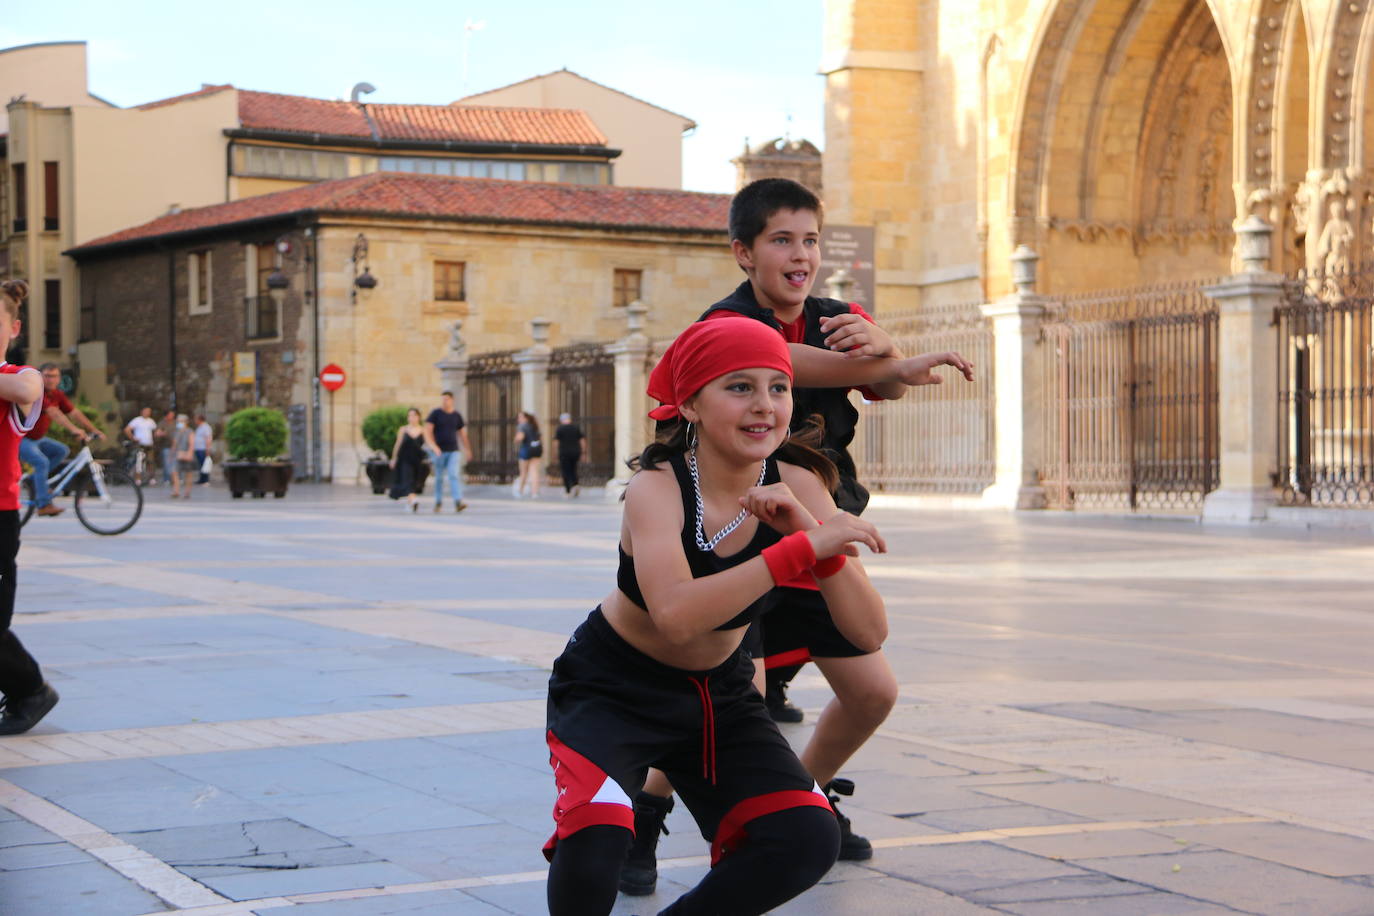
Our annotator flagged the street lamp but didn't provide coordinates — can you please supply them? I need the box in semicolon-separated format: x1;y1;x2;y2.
350;233;378;302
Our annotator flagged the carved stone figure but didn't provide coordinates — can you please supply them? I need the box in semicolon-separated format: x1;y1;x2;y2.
1316;199;1355;277
447;320;467;361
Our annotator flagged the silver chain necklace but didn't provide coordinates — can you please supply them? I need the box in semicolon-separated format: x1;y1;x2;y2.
689;449;767;552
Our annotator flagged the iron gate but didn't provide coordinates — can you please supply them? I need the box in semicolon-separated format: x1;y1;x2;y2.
1040;281;1219;510
849;302;996;493
547;343;616;485
1275;268;1374;507
465;350;522;483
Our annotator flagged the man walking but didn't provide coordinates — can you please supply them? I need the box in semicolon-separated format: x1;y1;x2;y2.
423;391;471;513
21;364;101;517
124;407;157;485
553;412;587;498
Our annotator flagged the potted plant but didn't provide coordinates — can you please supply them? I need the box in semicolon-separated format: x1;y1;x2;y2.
223;407;293;498
361;405;429;495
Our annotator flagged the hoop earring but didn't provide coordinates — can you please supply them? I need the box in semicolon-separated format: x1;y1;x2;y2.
684;421;698;450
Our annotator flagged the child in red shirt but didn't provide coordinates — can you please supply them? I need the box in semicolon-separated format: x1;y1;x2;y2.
0;279;57;735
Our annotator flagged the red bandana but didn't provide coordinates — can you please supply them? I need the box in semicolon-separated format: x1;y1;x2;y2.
647;318;793;420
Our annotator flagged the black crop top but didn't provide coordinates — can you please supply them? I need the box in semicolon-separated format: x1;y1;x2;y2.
617;452;784;631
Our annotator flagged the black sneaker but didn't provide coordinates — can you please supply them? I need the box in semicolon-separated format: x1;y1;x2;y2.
764;679;804;724
0;683;59;736
619;791;673;896
826;778;872;861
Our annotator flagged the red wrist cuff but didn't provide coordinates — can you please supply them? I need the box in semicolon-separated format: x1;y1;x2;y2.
813;554;846;578
761;531;816;586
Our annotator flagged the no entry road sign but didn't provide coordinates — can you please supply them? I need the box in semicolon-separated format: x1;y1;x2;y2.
319;364;346;392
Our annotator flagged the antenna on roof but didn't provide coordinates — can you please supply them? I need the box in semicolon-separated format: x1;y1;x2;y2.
462;19;487;90
350;82;376;103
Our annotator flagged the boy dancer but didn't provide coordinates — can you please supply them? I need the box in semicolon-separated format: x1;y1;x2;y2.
0;280;57;735
622;179;972;893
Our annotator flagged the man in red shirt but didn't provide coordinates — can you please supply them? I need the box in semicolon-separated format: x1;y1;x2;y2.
20;363;101;517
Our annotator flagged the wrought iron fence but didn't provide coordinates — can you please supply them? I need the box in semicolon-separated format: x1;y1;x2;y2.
1039;280;1219;511
548;343;616;485
849;302;996;493
465;350;521;483
1275;268;1374;507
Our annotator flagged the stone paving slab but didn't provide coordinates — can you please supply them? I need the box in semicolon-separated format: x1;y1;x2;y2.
4;486;1374;914
1078;849;1374;915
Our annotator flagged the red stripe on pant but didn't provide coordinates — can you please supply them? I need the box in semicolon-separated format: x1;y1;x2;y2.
710;789;833;866
763;647;811;670
544;730;635;861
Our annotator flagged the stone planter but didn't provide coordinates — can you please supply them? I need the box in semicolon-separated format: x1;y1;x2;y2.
364;457;430;496
224;461;294;499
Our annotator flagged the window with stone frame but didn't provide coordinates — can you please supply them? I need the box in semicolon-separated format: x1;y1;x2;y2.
189;250;212;314
248;242;280;340
613;268;642;307
434;260;466;301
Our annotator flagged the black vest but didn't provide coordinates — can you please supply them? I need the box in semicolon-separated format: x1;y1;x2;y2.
699;282;870;515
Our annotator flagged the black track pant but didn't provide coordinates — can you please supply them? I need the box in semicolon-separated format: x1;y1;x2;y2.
547;806;838;916
559;453;580;492
0;511;41;700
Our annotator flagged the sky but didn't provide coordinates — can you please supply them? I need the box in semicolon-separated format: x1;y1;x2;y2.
3;0;826;193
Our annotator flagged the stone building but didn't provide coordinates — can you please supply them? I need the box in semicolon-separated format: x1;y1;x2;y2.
731;138;824;193
1;41;692;396
822;0;1374;307
457;69;697;190
65;172;736;483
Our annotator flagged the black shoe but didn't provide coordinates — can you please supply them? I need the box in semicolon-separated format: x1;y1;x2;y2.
826;778;873;861
0;683;59;736
765;680;804;724
619;792;673;896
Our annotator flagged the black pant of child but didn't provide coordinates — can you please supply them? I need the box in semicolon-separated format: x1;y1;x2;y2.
0;511;42;702
545;609;839;916
559;453;580;493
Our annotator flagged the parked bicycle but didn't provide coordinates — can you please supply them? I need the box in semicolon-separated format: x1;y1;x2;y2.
20;440;144;535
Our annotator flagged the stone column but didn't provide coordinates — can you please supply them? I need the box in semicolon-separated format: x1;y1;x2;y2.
979;245;1048;509
605;302;651;500
514;317;553;428
1201;216;1281;523
434;319;470;418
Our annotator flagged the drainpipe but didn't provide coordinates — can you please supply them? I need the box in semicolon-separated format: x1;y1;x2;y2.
307;224;322;480
166;247;178;411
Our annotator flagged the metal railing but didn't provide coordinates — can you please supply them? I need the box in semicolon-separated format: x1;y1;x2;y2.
1275;268;1374;507
1039;280;1219;511
244;296;279;341
849;301;996;493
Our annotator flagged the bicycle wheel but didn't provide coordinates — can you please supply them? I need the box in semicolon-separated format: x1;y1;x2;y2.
74;465;143;535
18;476;35;528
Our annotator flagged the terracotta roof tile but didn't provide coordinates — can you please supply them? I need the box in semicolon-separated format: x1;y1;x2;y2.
368;104;605;146
235;89;370;137
136;85;607;147
69;172;729;254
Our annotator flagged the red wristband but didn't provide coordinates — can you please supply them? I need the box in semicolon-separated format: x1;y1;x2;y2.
761;531;816;586
813;554;846;578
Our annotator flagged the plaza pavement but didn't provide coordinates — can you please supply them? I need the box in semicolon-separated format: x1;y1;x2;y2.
2;480;1374;915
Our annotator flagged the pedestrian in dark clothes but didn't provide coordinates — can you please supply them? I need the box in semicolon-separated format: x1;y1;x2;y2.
553;412;586;497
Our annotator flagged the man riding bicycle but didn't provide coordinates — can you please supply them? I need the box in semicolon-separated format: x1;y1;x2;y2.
20;364;102;517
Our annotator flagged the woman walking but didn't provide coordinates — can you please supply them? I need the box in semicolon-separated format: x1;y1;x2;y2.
513;411;543;498
543;318;888;915
389;408;427;512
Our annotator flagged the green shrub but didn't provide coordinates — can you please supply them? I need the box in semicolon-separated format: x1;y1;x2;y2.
361;405;411;455
224;407;288;461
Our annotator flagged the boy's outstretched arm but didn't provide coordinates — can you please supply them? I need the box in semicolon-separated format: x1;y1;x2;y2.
788;345;974;398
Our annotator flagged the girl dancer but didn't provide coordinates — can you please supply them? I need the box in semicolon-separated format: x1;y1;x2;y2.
544;318;887;915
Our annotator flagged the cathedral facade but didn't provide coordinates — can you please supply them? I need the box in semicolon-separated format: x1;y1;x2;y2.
822;0;1374;306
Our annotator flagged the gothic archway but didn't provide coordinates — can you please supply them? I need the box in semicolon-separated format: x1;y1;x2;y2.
1009;0;1236;292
